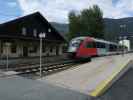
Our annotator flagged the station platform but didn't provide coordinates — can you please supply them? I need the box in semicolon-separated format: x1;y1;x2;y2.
0;55;133;100
0;76;90;100
39;53;133;97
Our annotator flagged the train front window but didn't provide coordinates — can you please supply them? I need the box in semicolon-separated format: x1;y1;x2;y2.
71;39;83;47
72;42;80;47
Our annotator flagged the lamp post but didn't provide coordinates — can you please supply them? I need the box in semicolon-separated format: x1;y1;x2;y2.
5;42;10;71
39;33;46;77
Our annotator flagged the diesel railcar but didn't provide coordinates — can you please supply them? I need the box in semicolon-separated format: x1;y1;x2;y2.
67;36;126;59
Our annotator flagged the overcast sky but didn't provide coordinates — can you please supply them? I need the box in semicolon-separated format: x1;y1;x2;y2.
0;0;133;23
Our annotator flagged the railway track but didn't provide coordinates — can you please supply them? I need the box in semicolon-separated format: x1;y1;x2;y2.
0;60;83;78
1;53;128;78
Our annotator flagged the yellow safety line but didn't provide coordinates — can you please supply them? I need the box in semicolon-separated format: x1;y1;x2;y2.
90;59;131;97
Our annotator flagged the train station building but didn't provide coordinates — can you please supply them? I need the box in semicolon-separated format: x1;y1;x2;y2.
0;12;66;58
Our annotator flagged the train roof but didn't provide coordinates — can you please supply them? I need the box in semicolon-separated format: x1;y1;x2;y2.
71;36;118;45
71;36;86;41
91;37;118;45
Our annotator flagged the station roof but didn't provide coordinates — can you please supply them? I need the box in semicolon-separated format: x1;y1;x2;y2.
0;12;66;42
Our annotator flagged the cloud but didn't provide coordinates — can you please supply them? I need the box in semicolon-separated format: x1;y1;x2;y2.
17;0;133;23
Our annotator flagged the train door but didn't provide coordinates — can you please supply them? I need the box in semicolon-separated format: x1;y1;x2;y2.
77;40;97;57
23;46;28;57
85;41;97;56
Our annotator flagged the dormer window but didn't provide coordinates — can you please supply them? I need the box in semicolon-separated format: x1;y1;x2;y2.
22;27;26;35
48;28;51;33
33;29;37;37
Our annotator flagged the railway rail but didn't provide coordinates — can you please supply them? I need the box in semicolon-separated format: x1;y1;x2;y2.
1;52;130;78
0;59;83;78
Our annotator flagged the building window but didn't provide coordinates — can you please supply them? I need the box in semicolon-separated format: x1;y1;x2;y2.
33;29;37;37
48;28;51;33
0;43;3;53
62;45;67;53
22;27;26;35
29;46;37;53
11;44;17;53
50;46;53;52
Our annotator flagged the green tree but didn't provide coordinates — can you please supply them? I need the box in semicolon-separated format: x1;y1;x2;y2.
91;5;104;38
80;8;93;36
68;5;104;40
68;11;81;40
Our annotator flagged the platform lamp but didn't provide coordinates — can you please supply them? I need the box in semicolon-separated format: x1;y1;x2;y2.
39;33;46;77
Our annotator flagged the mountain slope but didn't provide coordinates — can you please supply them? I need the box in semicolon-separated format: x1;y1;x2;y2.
51;17;133;41
104;18;133;41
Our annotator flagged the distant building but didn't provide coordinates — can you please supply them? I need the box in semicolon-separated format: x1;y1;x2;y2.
119;33;133;50
0;12;66;58
119;39;130;51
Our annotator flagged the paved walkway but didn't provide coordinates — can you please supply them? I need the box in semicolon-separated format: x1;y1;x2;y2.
39;53;133;97
0;76;90;100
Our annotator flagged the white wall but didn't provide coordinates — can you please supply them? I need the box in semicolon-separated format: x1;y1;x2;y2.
119;39;130;51
0;41;64;58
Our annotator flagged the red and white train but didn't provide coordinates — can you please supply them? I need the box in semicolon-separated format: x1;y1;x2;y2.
67;36;126;59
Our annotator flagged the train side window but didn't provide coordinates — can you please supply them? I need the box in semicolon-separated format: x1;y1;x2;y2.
109;44;117;51
96;42;99;48
96;42;105;48
101;43;105;48
86;42;95;48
